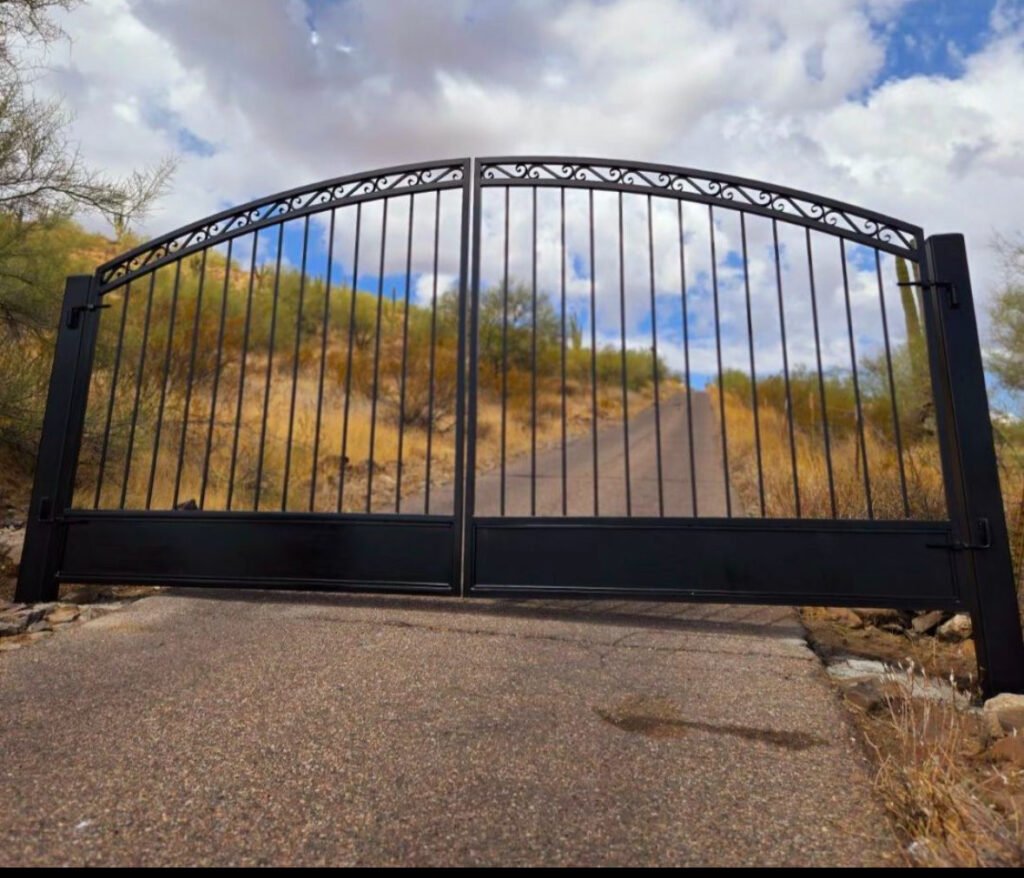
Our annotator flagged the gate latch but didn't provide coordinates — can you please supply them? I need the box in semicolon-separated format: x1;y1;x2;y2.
898;279;958;308
930;518;992;552
66;302;110;329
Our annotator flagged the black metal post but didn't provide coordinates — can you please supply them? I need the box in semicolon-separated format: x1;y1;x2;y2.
924;234;1024;696
15;275;100;603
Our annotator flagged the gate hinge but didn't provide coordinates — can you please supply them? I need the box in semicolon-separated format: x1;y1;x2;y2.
66;302;110;329
928;518;991;552
898;279;958;308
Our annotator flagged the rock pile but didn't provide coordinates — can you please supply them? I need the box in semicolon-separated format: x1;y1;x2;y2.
0;600;123;651
823;606;973;642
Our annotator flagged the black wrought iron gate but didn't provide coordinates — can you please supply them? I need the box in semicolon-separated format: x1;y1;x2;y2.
16;157;1024;694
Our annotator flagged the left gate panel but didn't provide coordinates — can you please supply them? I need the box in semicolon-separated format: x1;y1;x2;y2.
19;159;470;600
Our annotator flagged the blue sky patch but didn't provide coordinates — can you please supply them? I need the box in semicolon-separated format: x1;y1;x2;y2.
878;0;997;83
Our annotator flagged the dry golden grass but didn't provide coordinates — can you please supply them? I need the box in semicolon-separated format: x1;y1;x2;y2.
861;666;1024;867
709;386;947;520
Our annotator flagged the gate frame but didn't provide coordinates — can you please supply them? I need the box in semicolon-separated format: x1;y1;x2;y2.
14;157;1024;696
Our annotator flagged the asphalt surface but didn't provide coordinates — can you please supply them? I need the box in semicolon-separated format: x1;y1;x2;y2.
0;596;896;866
0;390;898;866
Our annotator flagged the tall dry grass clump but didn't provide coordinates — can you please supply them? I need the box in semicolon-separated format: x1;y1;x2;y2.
866;666;1024;867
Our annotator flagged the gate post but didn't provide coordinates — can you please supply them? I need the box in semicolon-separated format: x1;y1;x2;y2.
924;234;1024;696
15;275;100;604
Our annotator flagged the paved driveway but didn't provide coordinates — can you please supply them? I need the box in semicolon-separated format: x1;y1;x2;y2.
0;593;895;866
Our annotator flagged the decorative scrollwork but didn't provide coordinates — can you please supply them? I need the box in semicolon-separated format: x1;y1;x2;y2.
99;160;467;291
479;158;921;258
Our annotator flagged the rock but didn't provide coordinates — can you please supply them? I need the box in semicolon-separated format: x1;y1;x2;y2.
824;607;864;629
45;605;80;625
985;736;1024;769
825;658;891;680
839;677;905;714
0;618;27;637
981;710;1007;743
842;679;888;714
22;607;47;626
988;787;1024;817
911;609;947;635
983;693;1024;736
26;619;52;633
0;527;25;567
853;608;911;629
0;630;52;650
936;613;972;642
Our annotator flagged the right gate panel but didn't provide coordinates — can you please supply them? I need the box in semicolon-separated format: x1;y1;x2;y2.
465;157;960;607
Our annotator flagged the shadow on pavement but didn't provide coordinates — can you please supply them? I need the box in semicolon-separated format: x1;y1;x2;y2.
161;586;804;640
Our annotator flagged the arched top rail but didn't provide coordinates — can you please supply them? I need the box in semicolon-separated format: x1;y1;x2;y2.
97;158;470;293
478;156;923;260
97;153;923;293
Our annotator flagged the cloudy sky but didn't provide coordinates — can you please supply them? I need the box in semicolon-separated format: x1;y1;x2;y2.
29;0;1024;401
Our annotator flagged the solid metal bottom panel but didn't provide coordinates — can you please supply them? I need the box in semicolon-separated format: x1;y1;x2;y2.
469;518;962;608
59;511;456;594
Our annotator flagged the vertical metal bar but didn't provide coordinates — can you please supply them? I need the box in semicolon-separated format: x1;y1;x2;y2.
120;274;154;510
806;228;837;517
456;159;475;595
647;195;664;517
678;202;697;517
199;238;233;509
145;262;181;510
709;206;731;518
92;280;132;509
254;225;284;511
840;239;873;519
618;193;632;517
366;199;389;513
338;204;362;513
741;215;765;517
875;249;911;518
282;217;310;511
923;233;1024;696
560;187;568;516
500;186;510;517
395;194;415;513
424;192;441;515
15;276;100;603
172;249;207;509
227;230;258;511
530;186;538;517
310;211;336;511
773;220;800;518
589;189;600;516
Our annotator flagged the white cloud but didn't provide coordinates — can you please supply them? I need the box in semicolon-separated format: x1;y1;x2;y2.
20;0;1024;353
